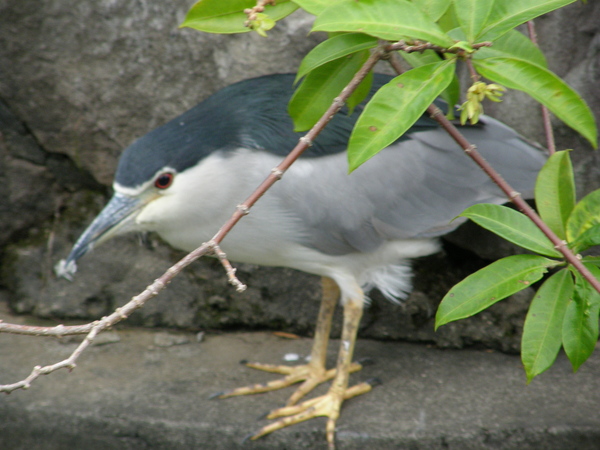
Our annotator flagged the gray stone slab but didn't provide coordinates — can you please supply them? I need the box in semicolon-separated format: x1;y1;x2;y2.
1;305;599;449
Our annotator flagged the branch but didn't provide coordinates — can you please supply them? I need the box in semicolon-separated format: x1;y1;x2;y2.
244;0;276;23
465;59;481;82
0;47;385;393
387;40;492;55
386;52;600;295
527;20;556;154
208;239;247;293
211;48;385;243
0;243;200;392
0;321;94;337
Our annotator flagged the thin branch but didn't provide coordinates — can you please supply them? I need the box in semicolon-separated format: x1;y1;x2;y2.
208;240;247;292
1;241;211;393
387;52;600;295
432;106;600;292
465;59;481;83
0;46;386;393
211;48;385;244
0;321;94;337
244;0;276;27
527;20;556;154
387;40;492;55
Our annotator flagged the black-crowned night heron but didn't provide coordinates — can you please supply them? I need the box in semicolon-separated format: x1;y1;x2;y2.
59;73;546;447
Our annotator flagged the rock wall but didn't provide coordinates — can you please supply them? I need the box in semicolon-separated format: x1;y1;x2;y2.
0;1;598;351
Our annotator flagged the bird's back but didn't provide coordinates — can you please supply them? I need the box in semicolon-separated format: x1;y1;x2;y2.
267;106;547;256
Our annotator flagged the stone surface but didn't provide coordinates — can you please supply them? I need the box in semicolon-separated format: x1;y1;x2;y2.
1;303;599;449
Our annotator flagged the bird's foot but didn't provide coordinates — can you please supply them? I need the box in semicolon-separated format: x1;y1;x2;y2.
249;379;379;450
217;359;365;406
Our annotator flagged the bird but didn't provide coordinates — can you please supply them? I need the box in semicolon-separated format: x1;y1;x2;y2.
58;73;547;448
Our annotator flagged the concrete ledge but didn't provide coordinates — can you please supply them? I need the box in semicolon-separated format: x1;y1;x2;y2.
1;315;600;449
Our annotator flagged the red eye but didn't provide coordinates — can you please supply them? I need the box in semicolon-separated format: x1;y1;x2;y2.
154;172;174;189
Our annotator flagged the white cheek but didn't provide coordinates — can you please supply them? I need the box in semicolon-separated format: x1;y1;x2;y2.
136;195;168;228
133;151;251;242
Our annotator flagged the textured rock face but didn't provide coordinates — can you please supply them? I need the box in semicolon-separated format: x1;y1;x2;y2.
0;1;599;350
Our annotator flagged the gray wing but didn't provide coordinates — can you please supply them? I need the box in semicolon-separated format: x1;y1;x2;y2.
274;114;547;256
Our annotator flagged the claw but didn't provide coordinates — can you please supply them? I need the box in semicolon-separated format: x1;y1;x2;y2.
247;380;377;449
208;391;226;400
241;433;255;445
217;360;364;405
357;357;375;367
250;382;372;450
366;377;383;388
221;277;372;449
256;409;273;421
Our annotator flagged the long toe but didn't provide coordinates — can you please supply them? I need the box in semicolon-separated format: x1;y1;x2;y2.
251;380;377;450
218;360;364;405
218;362;323;399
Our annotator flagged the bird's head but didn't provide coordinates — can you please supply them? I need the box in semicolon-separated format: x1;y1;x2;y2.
55;73;394;280
55;93;233;280
55;155;184;280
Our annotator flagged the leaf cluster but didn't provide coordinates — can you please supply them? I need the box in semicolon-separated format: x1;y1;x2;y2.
436;151;600;382
181;0;600;380
182;0;596;171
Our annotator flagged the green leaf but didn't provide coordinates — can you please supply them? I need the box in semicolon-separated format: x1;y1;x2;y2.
522;269;573;383
474;29;547;68
436;254;558;328
400;49;460;114
411;0;452;21
248;13;276;37
449;40;474;54
566;189;600;243
296;34;378;83
582;256;600;266
570;224;600;254
563;265;600;372
452;0;494;42
347;60;455;171
181;0;298;34
437;1;460;32
478;0;578;42
460;204;562;258
292;0;333;15
288;51;369;132
535;150;575;241
473;57;598;148
313;0;454;47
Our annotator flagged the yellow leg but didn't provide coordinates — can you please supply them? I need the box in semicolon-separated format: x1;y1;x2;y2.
251;291;375;450
218;277;363;404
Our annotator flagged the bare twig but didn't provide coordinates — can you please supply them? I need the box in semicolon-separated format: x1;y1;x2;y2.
1;241;211;392
207;240;247;292
210;48;385;244
527;20;556;154
0;45;386;393
244;0;276;26
465;59;481;82
0;321;94;337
